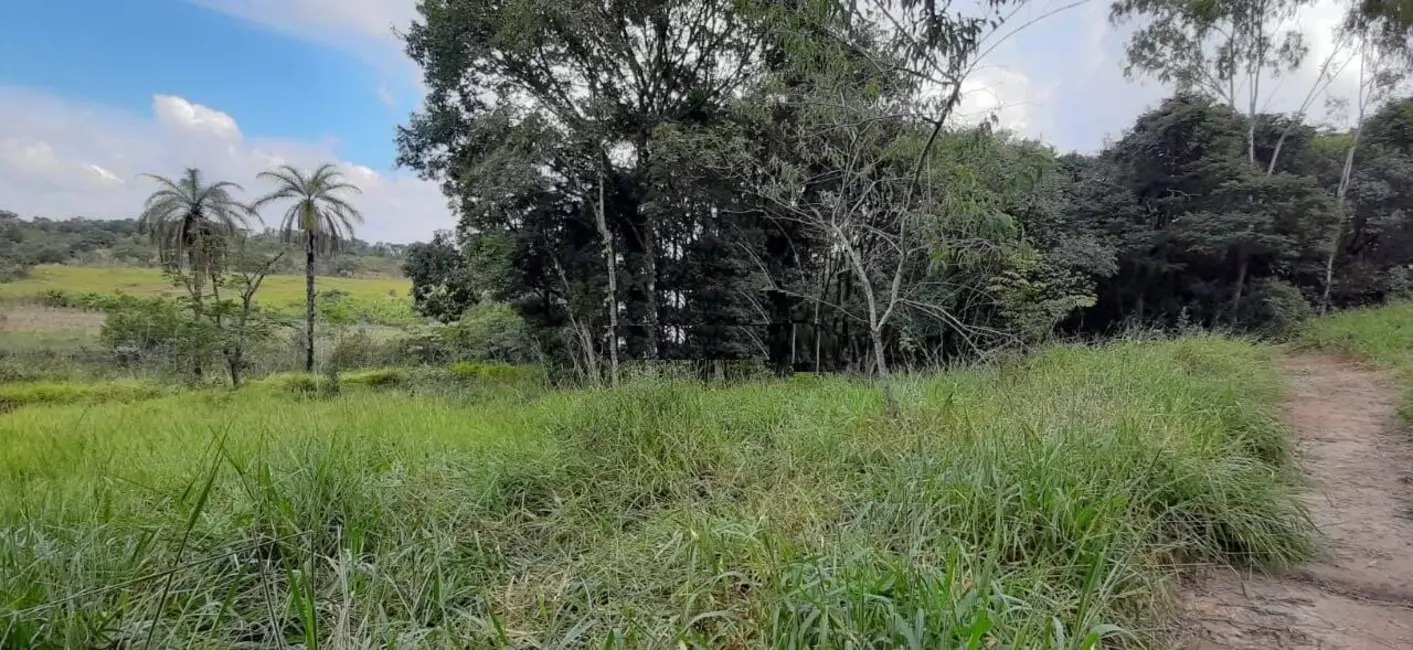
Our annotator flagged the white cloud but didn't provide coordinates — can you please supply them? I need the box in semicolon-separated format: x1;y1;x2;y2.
154;95;243;139
191;0;416;73
966;0;1366;150
957;66;1040;132
0;87;451;243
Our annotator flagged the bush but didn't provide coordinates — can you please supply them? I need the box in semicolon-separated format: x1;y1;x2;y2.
341;368;410;388
442;301;537;363
449;361;545;386
97;294;216;372
0;262;32;283
1242;278;1312;338
327;329;403;371
257;372;345;398
0;380;166;412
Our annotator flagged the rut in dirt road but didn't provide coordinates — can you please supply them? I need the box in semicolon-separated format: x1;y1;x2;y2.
1184;355;1413;650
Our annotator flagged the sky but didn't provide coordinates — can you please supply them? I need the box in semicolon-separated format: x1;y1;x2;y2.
0;0;1365;244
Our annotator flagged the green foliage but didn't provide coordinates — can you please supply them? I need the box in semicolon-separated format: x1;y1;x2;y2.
1242;278;1313;338
403;230;478;322
448;361;544;386
0;379;166;412
98;294;217;371
341;368;410;387
444;301;537;363
0;336;1312;647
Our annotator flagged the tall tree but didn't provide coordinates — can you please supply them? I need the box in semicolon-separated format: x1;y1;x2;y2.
1112;0;1311;164
1320;16;1412;309
252;164;363;373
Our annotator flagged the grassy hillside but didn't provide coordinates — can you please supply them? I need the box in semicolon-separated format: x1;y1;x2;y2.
0;336;1314;648
0;264;418;333
0;264;410;302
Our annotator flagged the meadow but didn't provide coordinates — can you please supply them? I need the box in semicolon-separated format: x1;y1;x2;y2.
0;265;410;303
0;265;416;330
0;335;1318;648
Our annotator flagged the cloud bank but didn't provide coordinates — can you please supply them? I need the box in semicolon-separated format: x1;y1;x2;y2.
0;88;452;243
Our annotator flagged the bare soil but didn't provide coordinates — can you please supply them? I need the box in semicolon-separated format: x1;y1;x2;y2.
1181;355;1413;649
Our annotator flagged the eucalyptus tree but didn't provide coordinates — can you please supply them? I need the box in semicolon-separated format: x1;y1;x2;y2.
1112;0;1312;165
252;164;363;372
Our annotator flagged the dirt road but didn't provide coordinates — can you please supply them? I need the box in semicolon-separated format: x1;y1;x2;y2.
1183;355;1413;649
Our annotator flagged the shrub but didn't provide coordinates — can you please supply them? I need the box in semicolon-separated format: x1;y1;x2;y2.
342;368;409;388
1242;278;1312;338
442;301;538;363
449;361;544;386
0;380;166;412
0;262;32;283
327;329;401;371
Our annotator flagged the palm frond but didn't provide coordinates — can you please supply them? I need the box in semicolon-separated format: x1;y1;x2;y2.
137;168;249;272
255;162;364;256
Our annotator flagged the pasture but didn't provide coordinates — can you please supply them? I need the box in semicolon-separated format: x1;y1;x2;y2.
0;336;1315;648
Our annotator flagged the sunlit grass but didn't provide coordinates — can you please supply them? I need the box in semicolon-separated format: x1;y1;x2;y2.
0;264;417;328
0;264;410;303
0;336;1314;648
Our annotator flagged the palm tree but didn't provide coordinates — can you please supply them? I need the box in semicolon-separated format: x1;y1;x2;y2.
138;168;253;379
138;168;253;307
252;164;363;373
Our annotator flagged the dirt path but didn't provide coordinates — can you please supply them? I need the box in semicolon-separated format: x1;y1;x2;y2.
1182;355;1413;649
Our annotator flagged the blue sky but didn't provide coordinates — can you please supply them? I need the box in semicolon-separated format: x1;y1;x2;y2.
0;0;445;243
0;0;1358;243
0;0;411;166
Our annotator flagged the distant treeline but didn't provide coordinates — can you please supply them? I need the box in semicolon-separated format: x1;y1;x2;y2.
0;211;408;278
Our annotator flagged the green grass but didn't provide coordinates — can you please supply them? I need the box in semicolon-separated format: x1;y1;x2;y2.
1301;300;1413;418
0;379;171;411
0;265;410;302
0;264;418;327
0;336;1314;648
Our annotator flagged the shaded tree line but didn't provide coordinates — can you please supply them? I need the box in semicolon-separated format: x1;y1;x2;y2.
397;0;1413;378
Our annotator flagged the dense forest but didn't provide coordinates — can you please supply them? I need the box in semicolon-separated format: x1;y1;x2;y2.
397;0;1413;377
0;210;408;279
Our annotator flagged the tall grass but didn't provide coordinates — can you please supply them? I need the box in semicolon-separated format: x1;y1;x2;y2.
0;336;1313;648
1301;301;1413;418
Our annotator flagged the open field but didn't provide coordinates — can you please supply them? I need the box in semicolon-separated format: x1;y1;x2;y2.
0;265;418;331
0;336;1314;648
0;264;410;303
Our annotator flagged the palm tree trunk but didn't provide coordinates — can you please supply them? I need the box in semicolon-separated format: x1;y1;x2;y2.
305;236;316;373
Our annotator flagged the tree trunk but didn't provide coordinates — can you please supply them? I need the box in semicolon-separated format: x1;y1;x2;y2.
644;222;660;360
595;164;619;386
228;352;242;388
1230;254;1248;320
1322;125;1363;313
869;327;889;378
305;237;316;373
